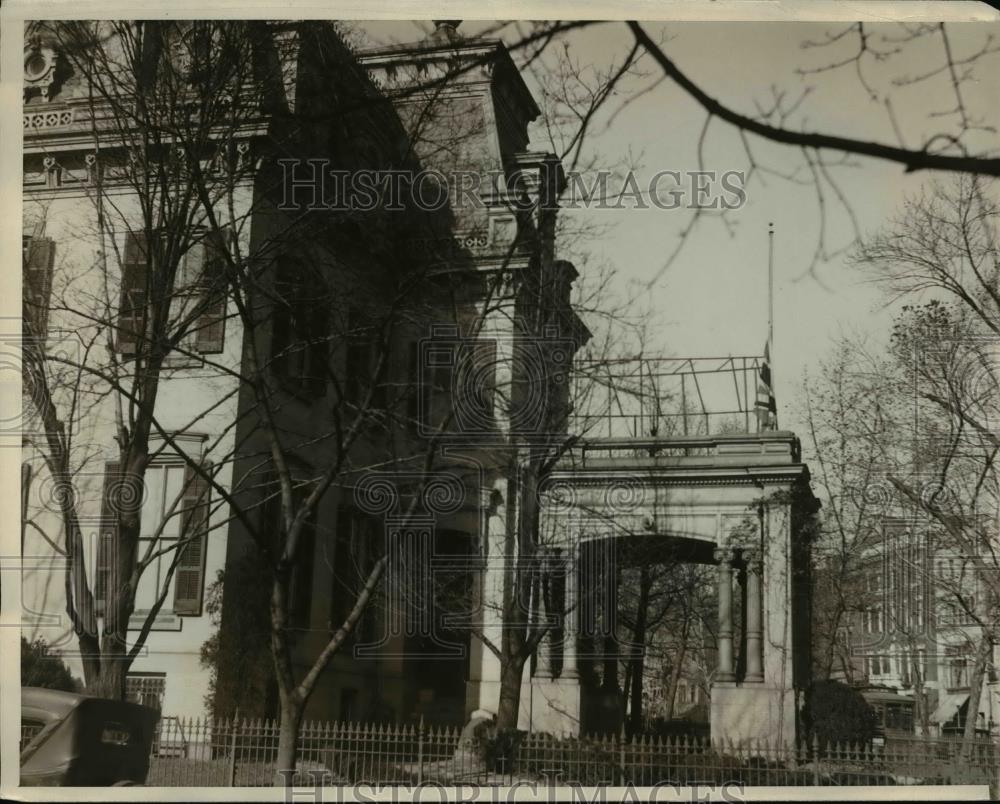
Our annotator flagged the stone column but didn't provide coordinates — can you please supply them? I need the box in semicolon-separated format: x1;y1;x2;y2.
715;547;736;682
744;548;764;683
562;550;579;680
602;541;620;690
535;550;554;679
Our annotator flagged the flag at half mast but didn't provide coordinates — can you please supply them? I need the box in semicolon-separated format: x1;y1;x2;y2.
755;341;777;431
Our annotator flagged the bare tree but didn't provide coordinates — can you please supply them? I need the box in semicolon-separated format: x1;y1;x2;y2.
798;176;1000;753
489;20;1000;279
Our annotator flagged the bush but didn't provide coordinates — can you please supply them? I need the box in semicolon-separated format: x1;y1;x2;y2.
469;723;526;773
802;680;878;751
21;637;81;692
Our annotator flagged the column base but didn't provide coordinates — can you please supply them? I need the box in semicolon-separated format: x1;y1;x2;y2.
710;682;796;749
525;676;583;736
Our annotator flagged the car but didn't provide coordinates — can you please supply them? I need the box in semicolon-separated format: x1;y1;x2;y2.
20;686;160;786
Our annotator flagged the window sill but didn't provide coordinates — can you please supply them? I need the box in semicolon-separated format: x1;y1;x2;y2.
116;352;209;369
273;374;325;403
127;611;183;631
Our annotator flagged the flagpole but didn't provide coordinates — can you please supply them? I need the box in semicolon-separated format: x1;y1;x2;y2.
768;221;775;428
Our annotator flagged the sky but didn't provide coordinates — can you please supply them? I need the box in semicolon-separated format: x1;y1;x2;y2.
358;20;1000;460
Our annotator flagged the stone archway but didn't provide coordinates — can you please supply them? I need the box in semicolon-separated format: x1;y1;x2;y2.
487;431;819;747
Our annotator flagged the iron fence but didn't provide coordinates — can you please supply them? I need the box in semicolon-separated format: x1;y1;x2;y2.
144;715;1000;788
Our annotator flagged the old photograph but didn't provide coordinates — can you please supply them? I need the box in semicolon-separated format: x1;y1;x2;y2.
6;4;1000;798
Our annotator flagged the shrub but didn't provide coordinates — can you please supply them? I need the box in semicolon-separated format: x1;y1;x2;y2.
469;723;526;773
21;637;81;692
802;680;878;751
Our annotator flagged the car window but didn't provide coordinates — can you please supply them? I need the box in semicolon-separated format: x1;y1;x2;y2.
20;718;44;753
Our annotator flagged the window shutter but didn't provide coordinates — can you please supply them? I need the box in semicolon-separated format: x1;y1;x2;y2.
95;462;122;617
470;340;496;424
407;341;421;429
138;21;165;92
173;464;209;615
372;340;390;411
290;506;318;628
345;338;365;405
306;305;329;398
23;237;54;339
118;233;148;355
195;234;226;354
271;274;292;380
330;507;353;634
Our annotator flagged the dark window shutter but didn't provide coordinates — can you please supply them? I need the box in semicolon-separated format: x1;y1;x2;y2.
290;506;318;628
306;305;329;397
329;509;378;643
259;470;282;558
23;237;54;339
138;22;165;92
470;339;497;424
95;462;122;617
406;342;416;422
330;507;353;635
271;275;292;380
429;343;456;430
195;233;227;354
372;340;390;411
174;464;209;615
345;338;365;405
118;233;148;354
270;260;327;397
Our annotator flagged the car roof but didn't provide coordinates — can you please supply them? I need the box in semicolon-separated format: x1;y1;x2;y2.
861;690;914;704
21;687;88;721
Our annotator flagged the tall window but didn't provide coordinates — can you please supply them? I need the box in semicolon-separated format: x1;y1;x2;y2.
117;230;227;356
95;460;210;619
258;470;318;629
330;506;379;645
271;259;328;397
950;656;969;689
22;235;54;339
344;310;388;411
407;334;497;433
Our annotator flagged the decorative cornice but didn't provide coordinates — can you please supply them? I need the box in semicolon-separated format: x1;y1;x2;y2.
544;466;810;489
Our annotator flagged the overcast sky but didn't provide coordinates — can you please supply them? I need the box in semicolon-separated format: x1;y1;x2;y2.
361;19;1000;457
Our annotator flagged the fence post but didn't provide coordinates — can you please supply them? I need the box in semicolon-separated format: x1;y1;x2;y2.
227;715;239;787
417;715;425;785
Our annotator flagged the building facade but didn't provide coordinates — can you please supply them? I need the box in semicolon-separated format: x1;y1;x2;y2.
846;516;999;737
21;20;588;727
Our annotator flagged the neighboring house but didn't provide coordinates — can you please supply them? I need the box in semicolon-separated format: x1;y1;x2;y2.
21;20;588;727
845;517;998;737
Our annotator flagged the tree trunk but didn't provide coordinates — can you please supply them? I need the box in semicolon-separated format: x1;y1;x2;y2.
664;615;690;720
913;665;930;737
627;566;650;736
963;637;990;755
274;696;304;787
495;656;525;731
89;656;127;700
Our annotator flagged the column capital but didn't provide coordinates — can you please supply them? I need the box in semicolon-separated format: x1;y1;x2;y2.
741;546;763;568
713;546;735;565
